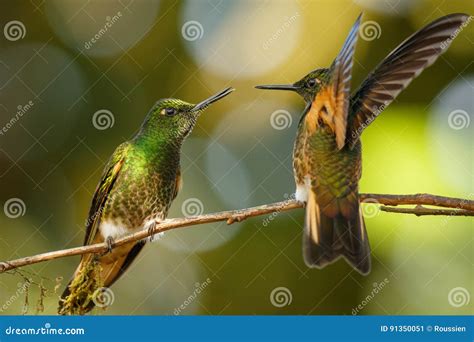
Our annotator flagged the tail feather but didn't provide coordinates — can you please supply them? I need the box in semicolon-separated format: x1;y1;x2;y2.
58;241;145;315
101;240;146;288
303;190;371;275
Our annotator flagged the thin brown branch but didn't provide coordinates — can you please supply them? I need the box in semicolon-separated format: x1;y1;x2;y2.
359;193;474;211
380;205;474;216
0;193;472;274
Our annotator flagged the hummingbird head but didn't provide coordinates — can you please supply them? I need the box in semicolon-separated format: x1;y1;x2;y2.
255;68;331;103
139;87;234;141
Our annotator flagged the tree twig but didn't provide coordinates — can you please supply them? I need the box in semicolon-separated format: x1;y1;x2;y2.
360;193;474;211
380;205;473;216
0;193;472;274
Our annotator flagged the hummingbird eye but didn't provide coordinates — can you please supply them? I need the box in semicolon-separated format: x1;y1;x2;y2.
163;107;177;116
306;78;319;88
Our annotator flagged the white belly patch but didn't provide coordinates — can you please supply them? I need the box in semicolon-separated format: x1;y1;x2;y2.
295;175;311;203
100;219;165;242
100;220;130;240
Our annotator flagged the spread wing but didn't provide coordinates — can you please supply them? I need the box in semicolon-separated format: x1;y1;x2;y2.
347;13;470;148
83;142;130;245
330;14;361;150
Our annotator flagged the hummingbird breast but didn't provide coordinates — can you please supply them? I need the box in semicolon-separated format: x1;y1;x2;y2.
293;124;362;203
101;146;181;238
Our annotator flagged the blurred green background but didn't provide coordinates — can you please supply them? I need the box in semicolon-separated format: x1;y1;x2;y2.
0;0;473;315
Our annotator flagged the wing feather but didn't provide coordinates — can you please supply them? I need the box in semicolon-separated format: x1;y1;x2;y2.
347;13;470;148
330;14;361;149
83;142;130;245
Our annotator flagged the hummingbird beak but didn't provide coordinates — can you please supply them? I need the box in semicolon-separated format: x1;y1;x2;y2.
192;87;235;111
255;84;300;92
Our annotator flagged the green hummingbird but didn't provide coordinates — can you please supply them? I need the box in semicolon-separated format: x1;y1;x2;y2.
256;13;469;274
58;87;234;314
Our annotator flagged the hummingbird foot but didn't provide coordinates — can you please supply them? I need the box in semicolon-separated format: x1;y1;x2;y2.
147;222;157;242
105;236;115;254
